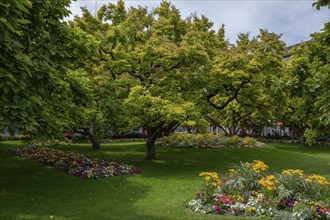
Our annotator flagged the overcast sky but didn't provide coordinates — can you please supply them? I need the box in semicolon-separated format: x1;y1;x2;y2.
67;0;330;46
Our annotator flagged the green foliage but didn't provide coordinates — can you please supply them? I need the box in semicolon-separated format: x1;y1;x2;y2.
0;0;97;137
69;0;222;156
157;133;261;148
313;0;330;10
284;22;330;144
203;30;286;135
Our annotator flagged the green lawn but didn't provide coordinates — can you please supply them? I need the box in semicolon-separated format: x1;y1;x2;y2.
1;141;329;220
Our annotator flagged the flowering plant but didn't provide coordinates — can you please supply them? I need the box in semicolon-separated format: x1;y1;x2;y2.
9;146;141;179
187;160;330;219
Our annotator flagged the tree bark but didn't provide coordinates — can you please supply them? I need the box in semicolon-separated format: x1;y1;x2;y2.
89;133;101;150
144;125;160;160
145;135;157;160
84;120;101;150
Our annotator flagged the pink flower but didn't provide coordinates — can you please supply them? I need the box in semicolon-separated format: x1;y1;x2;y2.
214;206;221;212
282;200;287;204
196;193;201;197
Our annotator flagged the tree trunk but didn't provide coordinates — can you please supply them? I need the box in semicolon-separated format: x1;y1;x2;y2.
145;136;157;160
85;121;100;150
145;126;163;160
300;134;306;146
89;133;100;150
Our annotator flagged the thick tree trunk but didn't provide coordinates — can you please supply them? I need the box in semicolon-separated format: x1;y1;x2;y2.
89;134;100;150
145;136;157;160
145;125;163;160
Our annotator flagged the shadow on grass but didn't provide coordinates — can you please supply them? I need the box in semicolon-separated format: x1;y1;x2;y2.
268;142;330;155
1;141;329;219
47;142;330;179
0;148;168;220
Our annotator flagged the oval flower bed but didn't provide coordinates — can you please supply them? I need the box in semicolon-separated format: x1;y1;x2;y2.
8;146;141;179
188;160;330;219
158;133;263;148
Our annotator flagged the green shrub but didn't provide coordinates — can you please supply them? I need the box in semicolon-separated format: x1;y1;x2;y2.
157;133;262;148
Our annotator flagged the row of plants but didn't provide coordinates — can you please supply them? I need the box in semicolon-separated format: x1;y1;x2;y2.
157;133;263;148
100;138;146;143
0;135;31;141
8;146;141;179
187;160;330;219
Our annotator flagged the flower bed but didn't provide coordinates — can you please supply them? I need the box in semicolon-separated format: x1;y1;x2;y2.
157;133;263;148
188;161;330;219
8;146;141;179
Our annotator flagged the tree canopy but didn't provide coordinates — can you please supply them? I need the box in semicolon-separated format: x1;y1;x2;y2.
0;0;95;137
1;0;329;158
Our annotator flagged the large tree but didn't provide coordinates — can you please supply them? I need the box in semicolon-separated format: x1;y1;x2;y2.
0;0;95;137
70;1;224;158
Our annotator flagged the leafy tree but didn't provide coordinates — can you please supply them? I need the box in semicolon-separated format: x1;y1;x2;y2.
203;31;286;136
285;23;330;145
0;0;95;137
69;4;136;150
70;1;223;158
313;0;330;10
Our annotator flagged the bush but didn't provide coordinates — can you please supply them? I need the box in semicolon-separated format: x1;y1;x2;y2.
157;133;262;148
187;161;330;219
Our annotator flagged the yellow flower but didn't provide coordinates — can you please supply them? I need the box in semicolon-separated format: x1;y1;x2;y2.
248;207;256;212
211;180;221;186
305;174;330;185
259;175;278;191
199;172;218;179
282;169;304;177
228;169;237;174
199;172;220;186
252;160;268;173
234;195;244;202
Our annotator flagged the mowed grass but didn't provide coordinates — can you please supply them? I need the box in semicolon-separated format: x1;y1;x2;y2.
1;140;329;220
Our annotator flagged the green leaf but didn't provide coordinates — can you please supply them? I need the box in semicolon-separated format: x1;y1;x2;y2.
0;18;14;32
21;0;32;9
17;19;31;25
30;96;42;105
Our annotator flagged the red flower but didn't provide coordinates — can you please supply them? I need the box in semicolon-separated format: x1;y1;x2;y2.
214;206;221;212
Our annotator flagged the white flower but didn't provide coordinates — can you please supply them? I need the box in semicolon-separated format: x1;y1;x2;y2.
188;200;197;206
